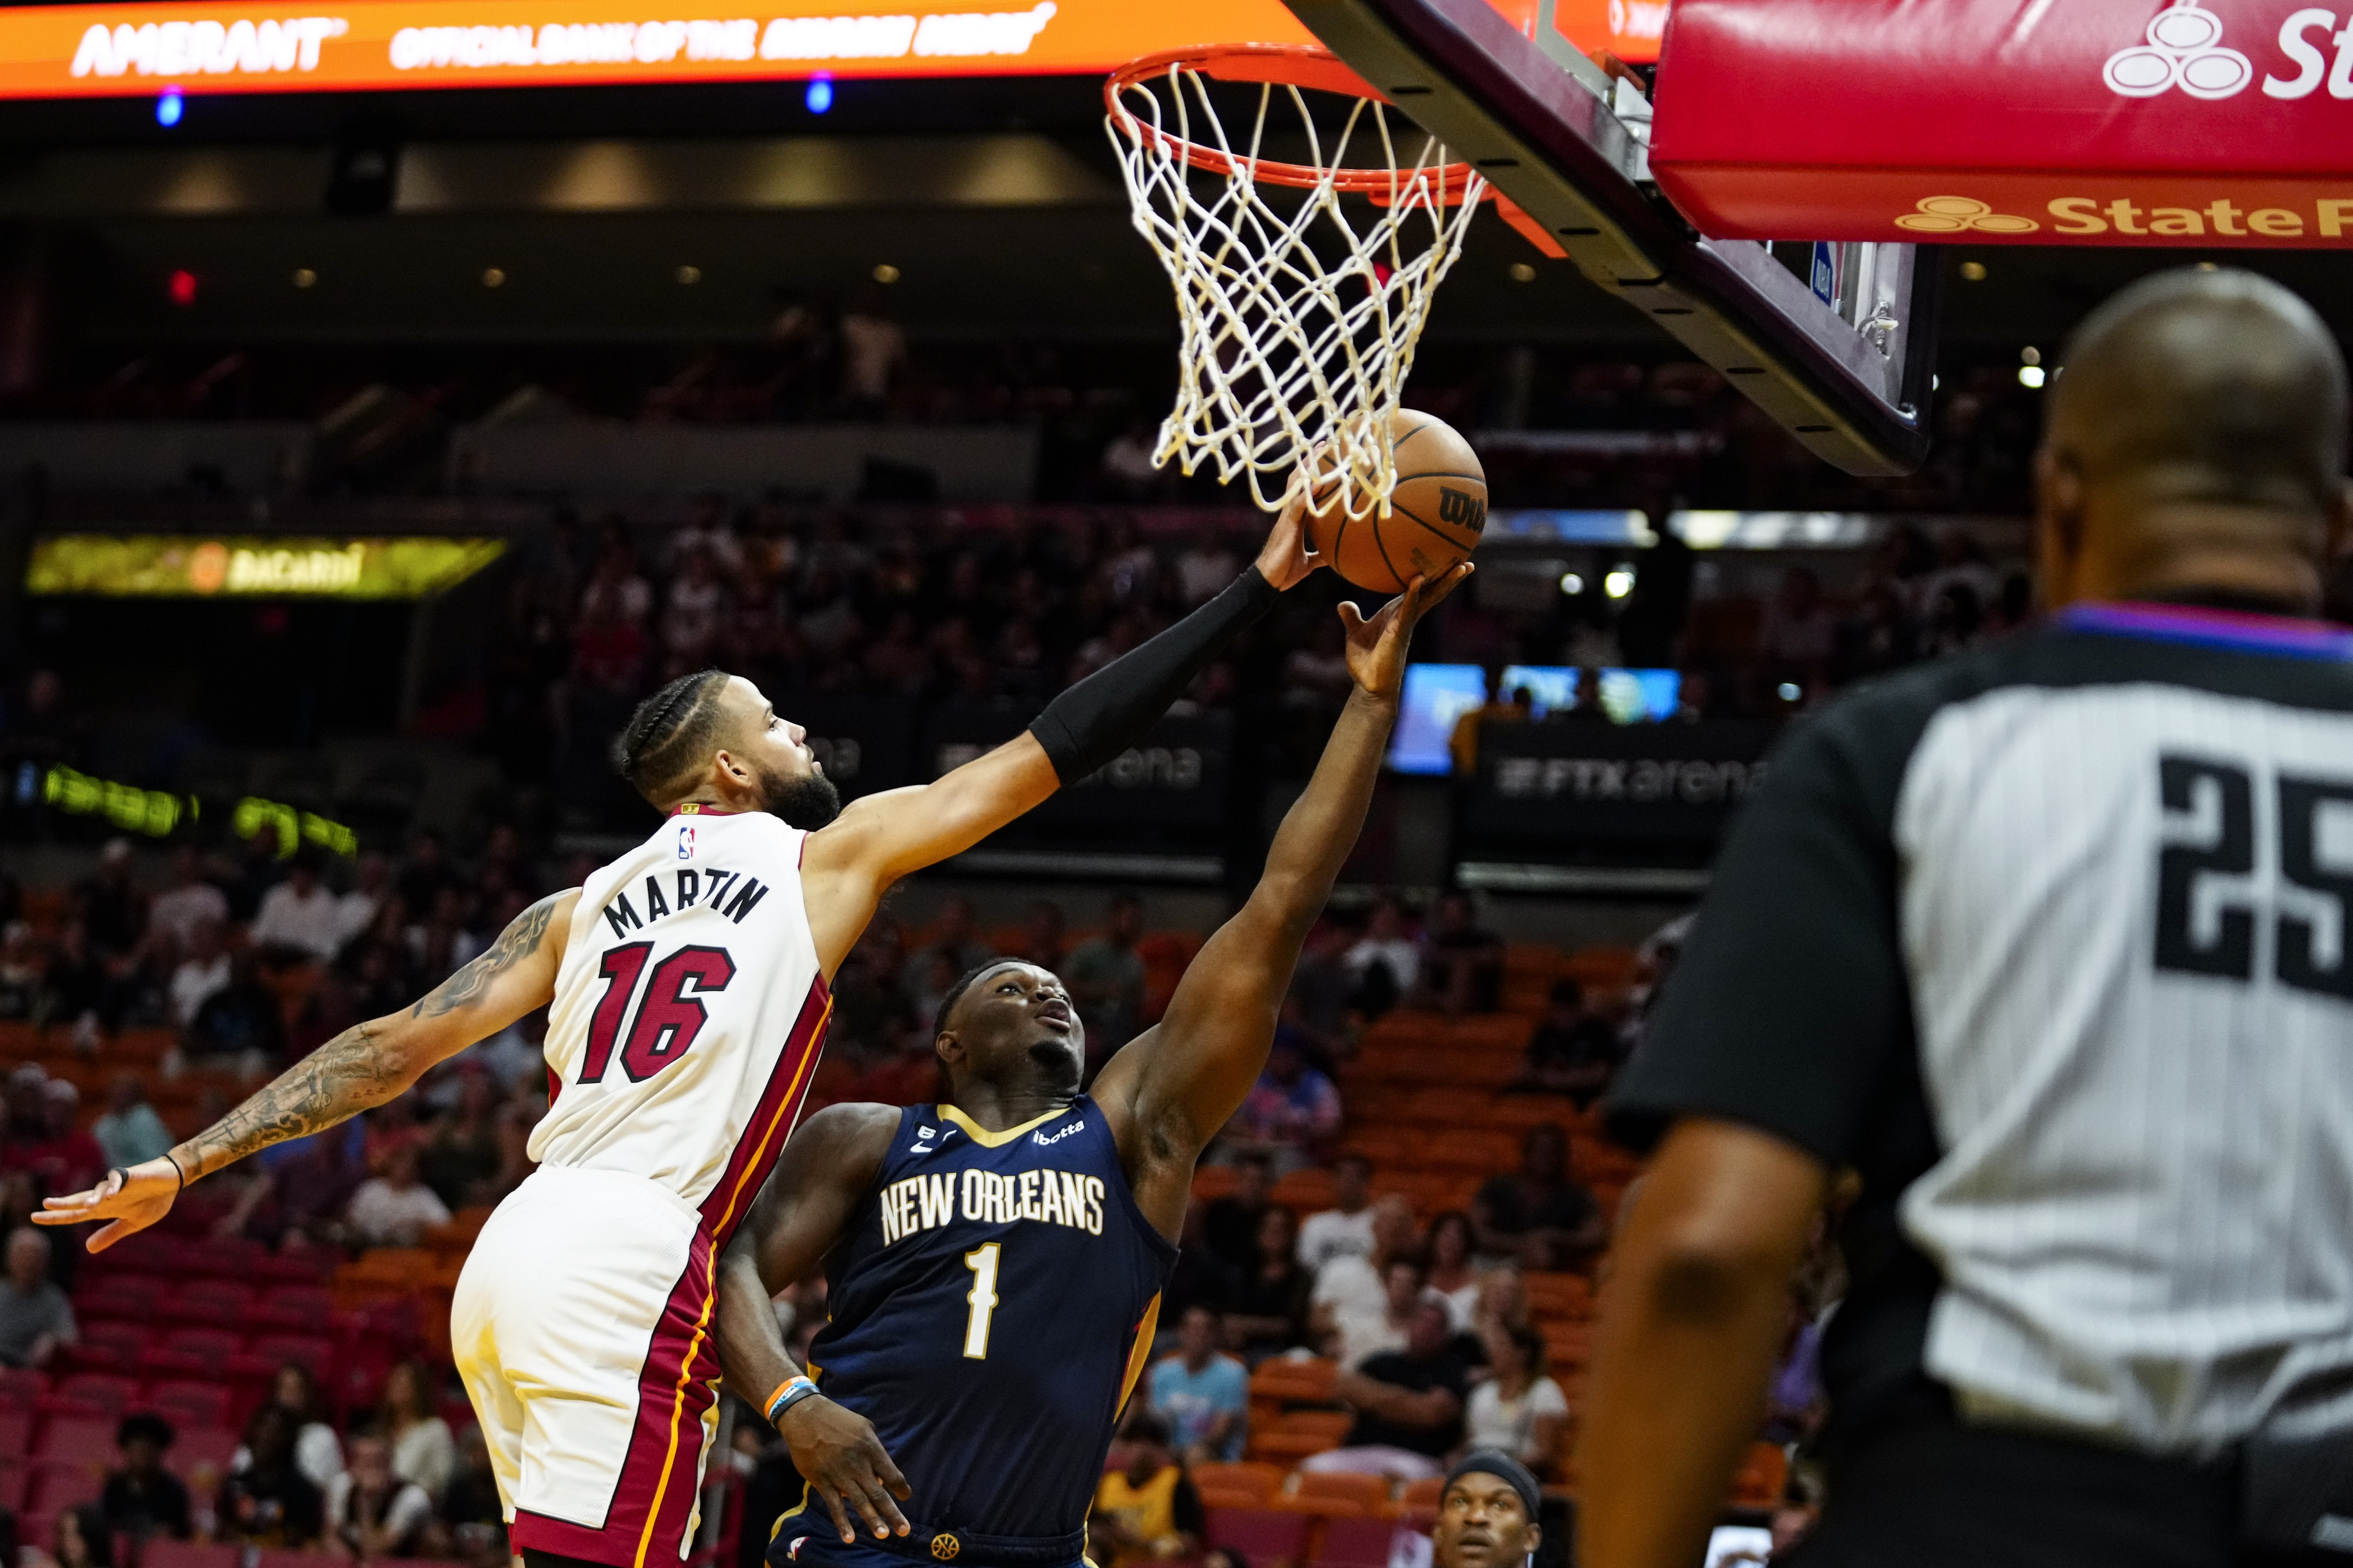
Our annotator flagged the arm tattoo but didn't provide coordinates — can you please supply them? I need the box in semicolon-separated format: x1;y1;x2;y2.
413;893;561;1020
177;893;562;1181
182;1019;407;1177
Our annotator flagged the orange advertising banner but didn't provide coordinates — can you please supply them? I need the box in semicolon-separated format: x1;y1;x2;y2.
0;0;1319;98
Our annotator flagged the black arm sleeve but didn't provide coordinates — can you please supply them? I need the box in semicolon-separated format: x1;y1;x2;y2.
1027;565;1283;784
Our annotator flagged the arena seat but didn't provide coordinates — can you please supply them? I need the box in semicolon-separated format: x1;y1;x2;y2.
1192;1461;1283;1507
165;1426;239;1492
1246;1358;1335;1406
1395;1477;1443;1520
66;1320;153;1373
159;1280;252;1326
252;1334;336;1379
1280;1472;1386;1518
1248;1410;1352;1464
1269;1167;1336;1212
1312;1515;1409;1568
0;1368;45;1408
247;1286;334;1332
0;1456;24;1513
143;1542;243;1568
31;1417;114;1465
1204;1508;1310;1568
26;1452;108;1512
43;1374;139;1417
141;1328;244;1380
146;1381;233;1430
1522;1272;1592;1318
253;1549;347;1568
0;1410;29;1457
185;1237;272;1279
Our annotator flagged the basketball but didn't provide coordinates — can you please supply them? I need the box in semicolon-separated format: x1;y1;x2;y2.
1304;409;1488;595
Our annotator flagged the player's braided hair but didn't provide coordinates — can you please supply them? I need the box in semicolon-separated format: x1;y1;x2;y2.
612;668;731;805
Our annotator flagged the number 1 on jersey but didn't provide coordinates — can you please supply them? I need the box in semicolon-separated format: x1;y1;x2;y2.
962;1243;1002;1359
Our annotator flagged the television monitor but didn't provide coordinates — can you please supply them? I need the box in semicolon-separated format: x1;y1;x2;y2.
1386;664;1488;775
1500;665;1682;725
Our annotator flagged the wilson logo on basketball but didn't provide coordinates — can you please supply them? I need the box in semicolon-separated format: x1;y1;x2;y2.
1438;487;1487;533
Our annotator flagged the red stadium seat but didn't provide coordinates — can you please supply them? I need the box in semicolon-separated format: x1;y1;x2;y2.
144;1543;244;1568
74;1274;168;1322
0;1410;30;1458
43;1375;139;1418
146;1382;233;1430
1205;1509;1311;1568
26;1454;107;1512
252;1549;347;1568
141;1329;245;1380
166;1427;239;1492
247;1286;334;1332
159;1280;252;1326
251;1250;341;1286
0;1368;47;1408
32;1417;115;1467
251;1335;335;1379
66;1320;153;1372
1313;1517;1410;1568
185;1237;271;1280
0;1456;24;1512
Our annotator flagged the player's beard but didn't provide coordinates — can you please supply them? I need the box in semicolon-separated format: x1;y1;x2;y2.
759;767;842;829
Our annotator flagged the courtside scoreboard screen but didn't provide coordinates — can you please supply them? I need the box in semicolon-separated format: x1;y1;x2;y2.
0;0;1650;102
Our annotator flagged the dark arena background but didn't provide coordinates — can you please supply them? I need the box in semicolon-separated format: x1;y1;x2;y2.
1;1;2350;1565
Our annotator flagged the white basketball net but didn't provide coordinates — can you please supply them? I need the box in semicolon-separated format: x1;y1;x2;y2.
1107;55;1484;519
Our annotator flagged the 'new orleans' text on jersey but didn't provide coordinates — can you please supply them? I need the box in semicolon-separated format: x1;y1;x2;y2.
788;1098;1174;1545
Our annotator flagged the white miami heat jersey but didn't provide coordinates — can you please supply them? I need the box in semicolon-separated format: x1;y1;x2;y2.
531;806;831;1227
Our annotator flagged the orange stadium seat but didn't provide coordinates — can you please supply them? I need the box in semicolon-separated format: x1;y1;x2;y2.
1396;1477;1444;1521
1248;1357;1336;1405
1423;1130;1523;1173
1192;1462;1283;1508
1248;1409;1352;1463
1522;1272;1592;1320
1566;947;1638;992
1270;1167;1336;1212
1280;1471;1387;1518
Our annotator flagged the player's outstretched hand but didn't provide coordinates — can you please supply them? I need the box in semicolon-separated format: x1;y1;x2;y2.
32;1159;180;1251
1251;478;1324;592
780;1394;912;1543
1339;562;1474;701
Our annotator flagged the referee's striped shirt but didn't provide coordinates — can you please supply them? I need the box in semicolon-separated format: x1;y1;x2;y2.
1611;599;2353;1458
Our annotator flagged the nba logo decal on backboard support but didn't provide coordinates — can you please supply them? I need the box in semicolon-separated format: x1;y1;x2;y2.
677;823;695;860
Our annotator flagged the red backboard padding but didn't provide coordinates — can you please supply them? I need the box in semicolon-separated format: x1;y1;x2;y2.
1651;0;2353;246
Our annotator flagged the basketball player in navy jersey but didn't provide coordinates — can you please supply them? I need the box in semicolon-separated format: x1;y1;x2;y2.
711;560;1469;1568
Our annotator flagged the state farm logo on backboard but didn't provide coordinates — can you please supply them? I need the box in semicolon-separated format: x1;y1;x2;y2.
2105;1;2253;98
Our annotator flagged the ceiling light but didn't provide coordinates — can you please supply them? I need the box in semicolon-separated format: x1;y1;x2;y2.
1508;261;1536;282
676;265;702;285
1604;567;1635;599
482;268;506;288
873;263;900;284
1959;261;1987;282
292;268;317;289
2019;365;2046;388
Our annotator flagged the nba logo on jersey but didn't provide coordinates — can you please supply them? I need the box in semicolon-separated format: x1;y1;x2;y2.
677;823;695;860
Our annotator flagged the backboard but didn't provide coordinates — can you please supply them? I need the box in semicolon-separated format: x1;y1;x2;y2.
1282;0;1939;477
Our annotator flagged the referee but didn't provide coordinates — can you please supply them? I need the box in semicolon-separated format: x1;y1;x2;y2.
1578;266;2353;1568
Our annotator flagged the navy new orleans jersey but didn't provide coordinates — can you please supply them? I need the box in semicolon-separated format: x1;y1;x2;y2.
777;1097;1174;1562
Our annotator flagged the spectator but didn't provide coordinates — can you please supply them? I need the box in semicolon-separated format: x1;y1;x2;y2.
0;1225;76;1368
1159;1202;1235;1328
1425;1212;1486;1332
439;1426;507;1568
186;953;288;1067
75;839;146;959
250;852;342;963
420;1070;502;1210
218;1405;324;1547
905;898;994;998
1344;898;1420;1019
661;547;730;667
101;1413;191;1543
1149;1305;1249;1464
380;1362;458;1503
395;832;457;921
1428;1454;1543;1568
25;1506;110;1568
1461;1325;1567;1477
838;284;906;409
1201;1155;1270;1275
1758;565;1836;696
234;1363;346;1489
17;1080;108;1200
0;920;40;1021
1414;894;1503;1015
334;854;393;952
1224;1205;1313;1363
1090;1413;1204;1568
1310;1195;1421;1364
1306;1300;1470;1482
1174;525;1239;605
1448;669;1534;776
1016;899;1066;970
326;1429;436;1562
92;1075;174;1169
1328;1256;1434;1372
1511;979;1623;1105
346;1143;452;1248
1220;1035;1342;1172
1283;926;1354;1043
1298;1153;1376;1271
167;918;231;1028
147;846;228;954
1064;893;1147;1054
1471;1125;1605;1270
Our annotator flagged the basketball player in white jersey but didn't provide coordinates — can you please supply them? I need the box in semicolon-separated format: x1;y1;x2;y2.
36;509;1323;1568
